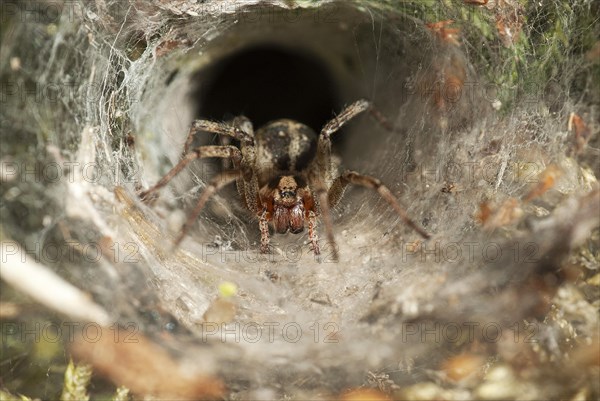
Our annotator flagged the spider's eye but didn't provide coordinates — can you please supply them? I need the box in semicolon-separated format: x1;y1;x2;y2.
274;176;299;198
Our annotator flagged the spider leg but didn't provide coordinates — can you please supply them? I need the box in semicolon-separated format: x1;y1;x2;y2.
174;170;242;248
243;175;261;214
259;208;270;254
320;99;394;138
311;177;339;262
183;117;254;154
226;116;261;213
307;210;320;255
139;145;242;202
320;99;371;138
367;106;394;132
329;170;430;239
315;100;369;184
317;99;393;183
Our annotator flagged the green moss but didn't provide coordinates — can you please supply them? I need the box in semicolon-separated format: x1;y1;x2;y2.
0;390;34;401
60;360;92;401
0;316;66;399
350;0;598;111
111;386;131;401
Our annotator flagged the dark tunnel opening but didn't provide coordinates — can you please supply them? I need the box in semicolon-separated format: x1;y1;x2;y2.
190;45;342;133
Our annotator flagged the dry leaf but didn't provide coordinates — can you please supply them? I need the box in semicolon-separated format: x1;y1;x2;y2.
71;327;224;400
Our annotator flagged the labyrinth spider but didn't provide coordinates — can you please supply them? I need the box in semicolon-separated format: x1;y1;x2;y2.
139;100;430;260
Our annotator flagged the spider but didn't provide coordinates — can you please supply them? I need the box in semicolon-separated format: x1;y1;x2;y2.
139;100;430;260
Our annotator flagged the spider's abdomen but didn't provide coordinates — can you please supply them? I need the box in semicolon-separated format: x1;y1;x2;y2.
255;119;317;184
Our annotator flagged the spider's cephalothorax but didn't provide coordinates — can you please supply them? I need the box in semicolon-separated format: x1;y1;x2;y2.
255;120;317;183
255;121;316;237
264;175;309;235
139;100;430;261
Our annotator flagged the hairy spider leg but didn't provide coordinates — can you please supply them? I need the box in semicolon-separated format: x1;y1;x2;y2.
309;176;337;260
141;116;265;250
315;99;430;260
307;210;320;255
259;208;270;253
174;170;242;248
313;99;373;261
320;98;394;138
141;116;254;201
183;117;257;209
328;171;431;239
320;99;371;137
183;117;255;154
139;145;242;201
